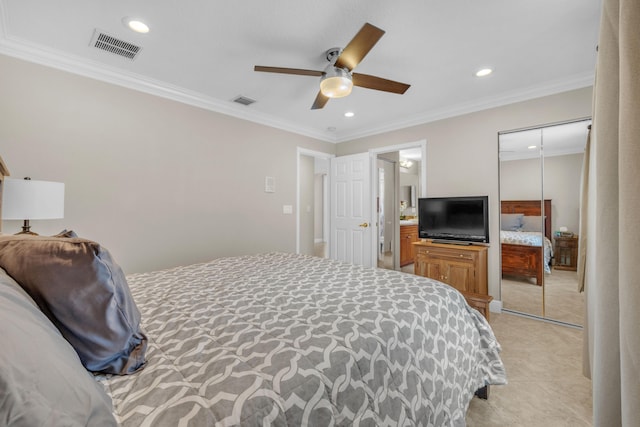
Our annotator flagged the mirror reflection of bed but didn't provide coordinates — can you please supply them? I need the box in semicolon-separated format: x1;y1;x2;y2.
499;119;590;326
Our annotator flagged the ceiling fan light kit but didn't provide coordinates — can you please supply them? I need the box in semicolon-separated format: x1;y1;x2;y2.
320;67;353;98
254;22;410;109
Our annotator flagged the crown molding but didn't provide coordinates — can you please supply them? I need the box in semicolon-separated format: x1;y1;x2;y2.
1;26;592;146
334;72;595;143
0;34;337;143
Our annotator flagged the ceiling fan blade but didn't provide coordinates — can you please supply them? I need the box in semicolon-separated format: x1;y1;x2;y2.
311;91;330;110
352;73;410;94
334;23;385;71
254;66;324;77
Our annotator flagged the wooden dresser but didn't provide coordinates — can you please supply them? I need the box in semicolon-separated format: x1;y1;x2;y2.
400;224;419;266
413;240;492;320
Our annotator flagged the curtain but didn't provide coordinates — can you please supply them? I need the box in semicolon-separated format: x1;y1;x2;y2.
577;126;590;293
584;0;640;425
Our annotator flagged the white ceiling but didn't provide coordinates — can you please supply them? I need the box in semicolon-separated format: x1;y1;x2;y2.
0;0;601;143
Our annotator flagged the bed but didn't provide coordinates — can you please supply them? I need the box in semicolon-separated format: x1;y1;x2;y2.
0;156;506;426
500;200;553;286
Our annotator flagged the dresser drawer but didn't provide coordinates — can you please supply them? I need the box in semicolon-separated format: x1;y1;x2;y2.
417;247;476;262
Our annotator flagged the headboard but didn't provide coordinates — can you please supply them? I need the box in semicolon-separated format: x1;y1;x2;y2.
501;199;552;241
0;155;10;232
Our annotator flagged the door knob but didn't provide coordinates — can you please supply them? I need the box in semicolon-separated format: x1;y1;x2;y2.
359;222;369;228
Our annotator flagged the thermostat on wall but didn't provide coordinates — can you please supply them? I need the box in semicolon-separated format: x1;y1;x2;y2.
265;176;275;193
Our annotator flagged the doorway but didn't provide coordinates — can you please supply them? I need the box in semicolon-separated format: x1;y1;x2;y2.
370;141;426;272
297;148;333;258
301;141;426;268
377;157;396;269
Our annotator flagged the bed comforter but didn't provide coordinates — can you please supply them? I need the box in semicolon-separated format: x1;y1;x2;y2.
500;230;554;273
98;253;506;426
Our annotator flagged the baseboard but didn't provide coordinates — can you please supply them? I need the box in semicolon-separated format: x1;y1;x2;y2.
489;299;502;313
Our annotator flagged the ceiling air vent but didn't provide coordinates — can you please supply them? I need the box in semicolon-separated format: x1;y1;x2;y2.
90;30;141;60
232;96;256;106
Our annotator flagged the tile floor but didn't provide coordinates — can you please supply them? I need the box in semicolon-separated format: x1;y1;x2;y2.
466;312;592;426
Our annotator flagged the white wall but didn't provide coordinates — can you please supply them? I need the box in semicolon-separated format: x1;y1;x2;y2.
0;54;334;274
336;87;593;299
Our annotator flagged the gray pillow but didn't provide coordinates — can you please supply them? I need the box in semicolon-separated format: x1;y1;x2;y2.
52;229;79;238
521;215;544;232
0;267;117;426
0;234;147;375
501;213;524;231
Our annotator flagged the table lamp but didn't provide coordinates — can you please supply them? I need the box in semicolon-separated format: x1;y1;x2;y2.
2;177;65;235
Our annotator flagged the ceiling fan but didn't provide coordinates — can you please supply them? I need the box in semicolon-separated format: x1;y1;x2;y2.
254;23;411;110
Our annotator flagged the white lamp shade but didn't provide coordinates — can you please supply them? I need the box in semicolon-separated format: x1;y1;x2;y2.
2;178;65;220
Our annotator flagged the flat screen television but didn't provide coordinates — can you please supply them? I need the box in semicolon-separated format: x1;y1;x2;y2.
418;196;489;244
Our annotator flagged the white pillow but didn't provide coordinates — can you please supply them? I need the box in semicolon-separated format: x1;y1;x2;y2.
501;213;524;231
0;267;117;426
521;215;544;232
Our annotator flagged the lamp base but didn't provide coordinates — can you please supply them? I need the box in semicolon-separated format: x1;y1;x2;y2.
15;219;39;236
15;230;39;236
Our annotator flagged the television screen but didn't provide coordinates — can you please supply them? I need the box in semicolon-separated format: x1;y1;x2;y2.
418;196;489;243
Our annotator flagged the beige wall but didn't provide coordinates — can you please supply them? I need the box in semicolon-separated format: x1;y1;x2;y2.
337;87;593;299
0;54;334;273
299;154;315;255
400;161;420;216
544;154;584;234
0;53;593;300
501;153;584;235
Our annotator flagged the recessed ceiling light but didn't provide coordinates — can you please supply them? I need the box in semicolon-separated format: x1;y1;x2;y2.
123;17;149;34
344;111;355;118
475;68;493;77
528;145;538;149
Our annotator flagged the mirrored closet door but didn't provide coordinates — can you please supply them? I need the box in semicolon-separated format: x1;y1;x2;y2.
499;119;591;326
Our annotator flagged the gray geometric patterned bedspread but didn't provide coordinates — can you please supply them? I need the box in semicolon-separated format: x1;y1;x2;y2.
97;253;506;426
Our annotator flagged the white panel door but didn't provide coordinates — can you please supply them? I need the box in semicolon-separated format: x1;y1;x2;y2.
330;153;372;267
